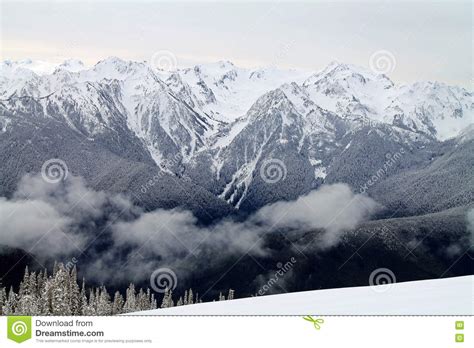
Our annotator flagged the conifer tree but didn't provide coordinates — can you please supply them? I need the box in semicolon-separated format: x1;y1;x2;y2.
151;294;157;310
188;288;194;304
53;261;59;275
160;288;175;308
123;283;137;313
146;288;156;310
82;288;96;315
183;290;188;305
0;286;6;315
36;270;45;294
136;288;146;311
51;264;72;315
160;288;170;308
97;286;112;315
167;289;174;307
3;286;17;315
17;266;38;315
69;266;81;315
112;291;124;315
40;276;53;315
79;279;87;315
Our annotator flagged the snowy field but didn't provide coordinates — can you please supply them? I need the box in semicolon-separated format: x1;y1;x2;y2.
134;276;473;315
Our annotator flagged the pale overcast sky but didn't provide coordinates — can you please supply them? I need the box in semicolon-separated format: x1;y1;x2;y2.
0;0;472;87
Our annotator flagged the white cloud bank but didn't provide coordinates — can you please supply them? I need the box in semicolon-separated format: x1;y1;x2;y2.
0;174;379;282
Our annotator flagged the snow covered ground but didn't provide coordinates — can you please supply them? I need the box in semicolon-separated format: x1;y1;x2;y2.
135;276;473;315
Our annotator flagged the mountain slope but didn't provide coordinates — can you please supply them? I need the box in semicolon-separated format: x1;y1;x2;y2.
369;129;474;216
0;96;233;222
135;275;474;315
303;62;473;140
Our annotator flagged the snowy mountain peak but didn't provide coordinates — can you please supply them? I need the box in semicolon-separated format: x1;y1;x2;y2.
96;56;128;66
298;61;474;140
217;60;236;69
304;60;394;89
0;59;59;76
58;59;85;72
93;57;147;77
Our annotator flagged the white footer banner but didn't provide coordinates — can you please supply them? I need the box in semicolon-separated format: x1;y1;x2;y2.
0;316;470;347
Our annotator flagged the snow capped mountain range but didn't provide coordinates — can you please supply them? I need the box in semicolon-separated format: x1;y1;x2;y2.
1;57;472;211
3;57;471;140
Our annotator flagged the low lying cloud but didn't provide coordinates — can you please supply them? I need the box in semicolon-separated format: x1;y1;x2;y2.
254;183;380;247
467;208;474;242
443;207;474;258
0;174;139;258
0;197;76;256
113;209;266;259
14;173;137;224
0;174;379;284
